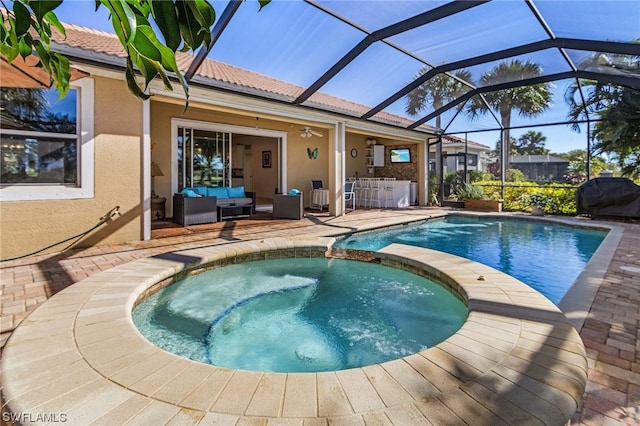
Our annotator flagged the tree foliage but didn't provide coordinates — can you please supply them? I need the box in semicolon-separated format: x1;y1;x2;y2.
512;130;549;155
1;0;270;103
566;82;640;177
558;149;614;182
405;68;473;129
565;41;640;178
466;60;553;167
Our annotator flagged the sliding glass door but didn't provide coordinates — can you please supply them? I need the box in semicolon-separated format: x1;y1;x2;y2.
177;127;231;190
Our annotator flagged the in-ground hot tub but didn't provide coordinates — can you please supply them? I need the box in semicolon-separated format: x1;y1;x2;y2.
0;236;588;425
133;256;468;373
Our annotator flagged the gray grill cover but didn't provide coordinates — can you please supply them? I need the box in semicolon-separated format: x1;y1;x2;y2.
577;177;640;219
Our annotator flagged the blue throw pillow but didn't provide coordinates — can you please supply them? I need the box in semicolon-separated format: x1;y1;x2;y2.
227;186;245;198
192;186;208;196
181;188;198;198
207;187;228;199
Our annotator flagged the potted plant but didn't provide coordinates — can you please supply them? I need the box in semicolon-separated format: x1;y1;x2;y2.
522;192;557;216
455;183;503;212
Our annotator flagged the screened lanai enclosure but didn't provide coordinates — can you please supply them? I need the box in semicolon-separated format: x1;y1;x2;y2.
182;0;638;204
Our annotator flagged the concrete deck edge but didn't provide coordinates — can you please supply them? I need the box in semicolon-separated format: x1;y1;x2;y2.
1;235;587;425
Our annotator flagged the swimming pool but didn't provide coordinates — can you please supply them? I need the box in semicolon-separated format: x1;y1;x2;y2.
133;257;467;373
334;215;607;304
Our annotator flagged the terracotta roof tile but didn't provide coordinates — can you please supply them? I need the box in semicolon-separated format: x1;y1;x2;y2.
48;20;441;133
442;134;491;149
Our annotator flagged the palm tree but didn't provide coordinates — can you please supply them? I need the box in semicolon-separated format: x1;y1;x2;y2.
466;59;553;170
405;68;473;129
405;68;473;201
513;130;549;155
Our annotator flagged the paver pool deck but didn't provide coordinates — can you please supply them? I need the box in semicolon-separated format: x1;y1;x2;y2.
1;208;639;425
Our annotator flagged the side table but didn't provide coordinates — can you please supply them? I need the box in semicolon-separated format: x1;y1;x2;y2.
273;193;304;219
151;197;166;220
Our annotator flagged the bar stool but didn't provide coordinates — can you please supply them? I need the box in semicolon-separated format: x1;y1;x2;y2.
357;178;371;208
382;177;396;208
369;178;383;208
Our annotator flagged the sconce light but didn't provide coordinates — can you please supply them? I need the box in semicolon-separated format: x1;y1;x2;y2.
151;162;164;198
365;138;377;146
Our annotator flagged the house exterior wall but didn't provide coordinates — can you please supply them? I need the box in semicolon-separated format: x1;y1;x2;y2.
345;133;371;179
0;76;143;259
150;100;332;210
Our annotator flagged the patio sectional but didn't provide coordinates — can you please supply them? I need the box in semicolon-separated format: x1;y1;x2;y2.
172;186;256;226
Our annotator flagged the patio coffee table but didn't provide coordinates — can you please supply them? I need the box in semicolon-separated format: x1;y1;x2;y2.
217;203;252;220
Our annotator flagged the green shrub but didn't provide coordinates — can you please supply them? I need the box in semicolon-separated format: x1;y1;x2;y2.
521;192;559;212
506;168;527;182
473;181;578;214
455;183;485;200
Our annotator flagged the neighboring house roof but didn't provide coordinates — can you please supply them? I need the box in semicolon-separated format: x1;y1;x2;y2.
510;155;569;164
441;134;491;151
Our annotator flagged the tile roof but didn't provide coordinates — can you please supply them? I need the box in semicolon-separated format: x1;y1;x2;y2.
442;134;491;150
50;22;437;132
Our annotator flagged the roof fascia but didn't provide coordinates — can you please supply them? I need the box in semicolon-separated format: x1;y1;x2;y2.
148;81;430;142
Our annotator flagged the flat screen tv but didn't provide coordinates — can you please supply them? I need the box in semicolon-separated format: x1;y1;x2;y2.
390;148;411;163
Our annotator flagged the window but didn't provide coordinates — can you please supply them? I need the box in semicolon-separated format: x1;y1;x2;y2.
177;127;231;190
0;79;94;201
457;153;477;166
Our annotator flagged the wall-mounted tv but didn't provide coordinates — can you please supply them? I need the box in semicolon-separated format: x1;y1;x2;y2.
390;148;411;163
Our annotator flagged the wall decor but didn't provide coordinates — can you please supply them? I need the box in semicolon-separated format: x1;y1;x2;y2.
350;148;358;158
262;150;271;168
307;147;318;160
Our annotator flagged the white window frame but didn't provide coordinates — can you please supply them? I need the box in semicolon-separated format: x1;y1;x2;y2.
170;118;288;197
0;78;94;201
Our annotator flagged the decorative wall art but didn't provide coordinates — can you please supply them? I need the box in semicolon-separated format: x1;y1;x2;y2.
307;147;318;160
262;150;271;168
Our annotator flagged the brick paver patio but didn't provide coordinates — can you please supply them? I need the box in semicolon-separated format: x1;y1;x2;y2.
1;208;638;425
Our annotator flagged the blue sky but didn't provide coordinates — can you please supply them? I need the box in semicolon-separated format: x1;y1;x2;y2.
47;0;638;154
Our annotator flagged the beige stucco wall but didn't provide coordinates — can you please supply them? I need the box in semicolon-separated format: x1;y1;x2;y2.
1;76;433;259
0;76;143;259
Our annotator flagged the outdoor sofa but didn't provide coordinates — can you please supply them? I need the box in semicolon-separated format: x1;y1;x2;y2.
173;186;256;225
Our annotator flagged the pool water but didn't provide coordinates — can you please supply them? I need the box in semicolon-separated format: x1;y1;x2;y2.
334;215;606;304
133;258;467;373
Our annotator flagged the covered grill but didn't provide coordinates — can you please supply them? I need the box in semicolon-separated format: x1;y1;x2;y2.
577;177;640;219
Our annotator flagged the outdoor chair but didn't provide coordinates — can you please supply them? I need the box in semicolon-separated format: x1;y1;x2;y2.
344;181;356;211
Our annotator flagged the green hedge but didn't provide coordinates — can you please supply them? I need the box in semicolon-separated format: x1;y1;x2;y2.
473;181;578;215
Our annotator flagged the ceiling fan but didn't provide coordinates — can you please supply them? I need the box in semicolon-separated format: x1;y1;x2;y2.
300;127;323;138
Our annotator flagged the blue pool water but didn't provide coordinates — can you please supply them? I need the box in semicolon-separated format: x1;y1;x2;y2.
133;258;467;373
334;215;607;304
